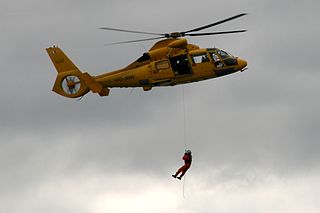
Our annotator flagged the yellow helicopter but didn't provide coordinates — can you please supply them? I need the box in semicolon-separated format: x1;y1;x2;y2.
46;13;248;98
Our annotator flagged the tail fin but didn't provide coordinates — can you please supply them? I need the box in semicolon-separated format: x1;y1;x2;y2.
46;46;109;98
46;46;80;73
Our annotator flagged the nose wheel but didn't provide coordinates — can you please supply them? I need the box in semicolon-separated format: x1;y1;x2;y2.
61;75;81;95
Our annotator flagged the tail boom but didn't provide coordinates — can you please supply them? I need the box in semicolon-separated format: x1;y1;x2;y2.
46;46;109;98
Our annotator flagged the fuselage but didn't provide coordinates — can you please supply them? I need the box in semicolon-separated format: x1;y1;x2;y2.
95;42;247;91
46;38;247;98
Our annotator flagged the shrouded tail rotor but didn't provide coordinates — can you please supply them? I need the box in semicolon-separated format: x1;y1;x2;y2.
51;70;90;98
62;75;81;95
46;46;109;98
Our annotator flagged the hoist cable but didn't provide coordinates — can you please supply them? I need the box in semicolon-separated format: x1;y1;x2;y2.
182;86;187;150
181;86;187;198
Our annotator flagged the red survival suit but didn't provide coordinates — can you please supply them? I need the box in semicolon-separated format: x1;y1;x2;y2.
172;150;192;180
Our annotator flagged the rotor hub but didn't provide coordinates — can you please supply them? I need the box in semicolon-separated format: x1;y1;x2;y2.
167;32;185;38
67;81;76;89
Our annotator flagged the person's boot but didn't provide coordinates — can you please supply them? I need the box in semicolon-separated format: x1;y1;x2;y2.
177;176;182;180
172;175;177;178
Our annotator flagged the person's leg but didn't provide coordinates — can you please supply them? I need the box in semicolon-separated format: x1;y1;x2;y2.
177;164;190;179
173;165;187;178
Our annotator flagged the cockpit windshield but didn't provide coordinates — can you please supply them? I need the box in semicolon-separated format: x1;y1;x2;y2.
208;48;238;67
217;49;233;59
209;48;234;59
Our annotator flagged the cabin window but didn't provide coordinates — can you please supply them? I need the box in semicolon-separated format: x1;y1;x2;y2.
191;53;209;64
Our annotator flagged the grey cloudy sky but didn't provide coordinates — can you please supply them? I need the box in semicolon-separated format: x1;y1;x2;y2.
1;0;320;212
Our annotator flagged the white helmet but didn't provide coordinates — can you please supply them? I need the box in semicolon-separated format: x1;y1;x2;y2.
185;150;192;154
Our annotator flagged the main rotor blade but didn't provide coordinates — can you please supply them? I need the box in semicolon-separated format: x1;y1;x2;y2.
186;30;247;37
104;36;165;45
99;27;165;36
183;13;247;34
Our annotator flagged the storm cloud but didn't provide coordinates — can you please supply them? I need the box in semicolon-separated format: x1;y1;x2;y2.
1;0;320;212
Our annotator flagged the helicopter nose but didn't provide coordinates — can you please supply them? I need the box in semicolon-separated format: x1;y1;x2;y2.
237;58;247;71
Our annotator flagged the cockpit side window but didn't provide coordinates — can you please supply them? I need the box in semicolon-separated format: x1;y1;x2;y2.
210;52;224;68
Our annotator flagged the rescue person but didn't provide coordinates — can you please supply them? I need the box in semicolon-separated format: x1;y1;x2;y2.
172;150;192;180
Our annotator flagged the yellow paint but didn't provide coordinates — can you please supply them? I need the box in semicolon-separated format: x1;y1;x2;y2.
46;39;247;98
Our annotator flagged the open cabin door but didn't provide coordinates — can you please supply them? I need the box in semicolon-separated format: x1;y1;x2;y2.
169;55;192;76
